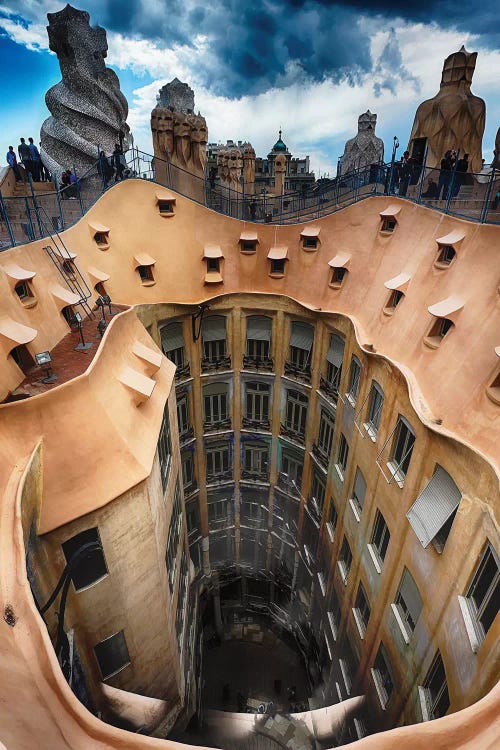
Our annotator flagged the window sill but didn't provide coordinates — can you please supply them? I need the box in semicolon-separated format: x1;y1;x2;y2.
328;281;343;289
326;522;335;543
367;543;382;574
204;272;223;284
103;660;131;681
19;297;38;309
96;242;110;251
382;306;395;317
302;246;318;253
458;595;482;653
334;464;345;482
159;210;175;218
386;461;405;488
363;422;378;441
140;280;156;287
486;386;500;406
337;560;349;585
433;260;453;270
379;229;395;236
418;686;432;722
391;603;411;644
269;272;285;279
345;393;356;407
423;335;442;350
370;669;389;709
348;498;361;522
74;573;108;593
352;607;366;639
339;659;352;695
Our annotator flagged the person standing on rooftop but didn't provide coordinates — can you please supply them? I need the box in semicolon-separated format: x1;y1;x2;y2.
28;137;41;181
6;146;22;182
18;137;33;178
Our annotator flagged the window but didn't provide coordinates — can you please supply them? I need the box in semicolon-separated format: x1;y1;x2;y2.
157;401;172;491
14;281;34;301
94;281;106;297
246;316;272;362
419;652;450;721
316;409;335;461
371;643;394;709
206;442;231;481
369;510;390;572
62;259;76;276
406;465;461;552
436;244;456;266
288;321;314;372
241;491;267;527
393;568;423;641
245;381;270;426
339;639;356;695
389;417;415;484
207;492;231;525
284;389;308;438
424;317;454;348
243;441;269;479
280;448;303;492
310;470;326;519
62;527;107;591
181;451;196;494
381;216;397;232
137;264;154;283
328;589;341;640
338;536;352;584
177;393;190;438
346;357;361;404
353;583;371;638
241;240;257;252
364;382;384;438
330;266;347;287
202;316;227;363
158;199;174;214
335;433;349;479
175;549;189;650
207;257;220;273
94;231;109;246
203;382;229;427
94;631;130;679
322;334;344;403
271;258;285;274
303;236;318;249
326;499;338;541
349;468;366;520
166;482;183;591
459;543;499;651
384;289;404;314
160;322;185;368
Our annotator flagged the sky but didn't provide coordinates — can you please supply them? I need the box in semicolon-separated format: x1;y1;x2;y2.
0;1;498;177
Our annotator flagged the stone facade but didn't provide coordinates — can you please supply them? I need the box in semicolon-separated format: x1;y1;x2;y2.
40;5;130;182
408;46;485;172
340;110;384;175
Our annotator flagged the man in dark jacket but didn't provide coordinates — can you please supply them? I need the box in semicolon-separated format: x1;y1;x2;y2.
18;138;33;177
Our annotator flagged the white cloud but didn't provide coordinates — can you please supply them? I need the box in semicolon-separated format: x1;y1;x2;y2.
0;15;49;50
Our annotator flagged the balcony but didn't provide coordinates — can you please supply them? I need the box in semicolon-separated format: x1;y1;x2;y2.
201;355;231;373
284;360;311;384
243;355;274;372
204;417;231;433
206;469;233;485
312;442;330;469
241;468;269;483
175;361;191;381
319;376;339;404
280;422;305;444
183;480;198;499
276;474;302;499
242;416;271;431
179;426;195;444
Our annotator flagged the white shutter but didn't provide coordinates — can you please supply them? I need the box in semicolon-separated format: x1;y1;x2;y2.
406;466;462;547
247;315;272;341
290;321;313;350
353;469;366;507
202;316;226;342
400;568;422;624
161;322;184;351
326;334;344;366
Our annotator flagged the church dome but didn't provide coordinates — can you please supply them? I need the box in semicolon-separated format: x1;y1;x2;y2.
272;129;288;152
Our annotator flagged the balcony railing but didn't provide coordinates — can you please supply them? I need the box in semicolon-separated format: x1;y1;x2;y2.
312;442;330;469
206;469;233;484
243;355;274;372
201;355;231;373
179;426;195;444
241;468;270;482
280;422;305;443
183;481;198;498
284;360;312;384
319;376;339;403
175;361;191;381
276;475;302;499
204;417;231;433
242;416;271;430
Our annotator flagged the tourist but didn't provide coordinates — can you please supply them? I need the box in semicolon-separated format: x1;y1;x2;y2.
18;137;33;177
436;150;454;200
112;143;125;181
422;177;439;199
28;137;41;181
399;151;414;197
98;150;114;186
38;142;51;182
451;153;469;197
6;146;22;182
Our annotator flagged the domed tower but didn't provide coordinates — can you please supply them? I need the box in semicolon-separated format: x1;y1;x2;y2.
407;46;485;172
268;130;291;178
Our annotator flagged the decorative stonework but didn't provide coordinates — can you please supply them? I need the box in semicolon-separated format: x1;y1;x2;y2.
408;46;485;172
341;111;384;175
151;78;207;200
40;4;130;181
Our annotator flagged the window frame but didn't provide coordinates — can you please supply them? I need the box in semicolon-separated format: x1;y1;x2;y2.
335;433;349;479
353;582;371;638
368;510;390;573
419;652;450;721
346;356;361;405
459;542;499;652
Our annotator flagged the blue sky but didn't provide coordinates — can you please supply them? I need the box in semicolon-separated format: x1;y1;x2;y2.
0;1;498;176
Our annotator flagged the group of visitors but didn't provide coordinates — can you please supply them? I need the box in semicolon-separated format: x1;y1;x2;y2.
5;138;51;183
98;144;129;186
435;150;470;199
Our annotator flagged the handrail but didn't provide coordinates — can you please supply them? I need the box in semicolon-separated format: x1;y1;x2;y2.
0;148;499;252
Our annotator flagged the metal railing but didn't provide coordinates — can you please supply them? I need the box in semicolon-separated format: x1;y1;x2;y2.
1;147;498;252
